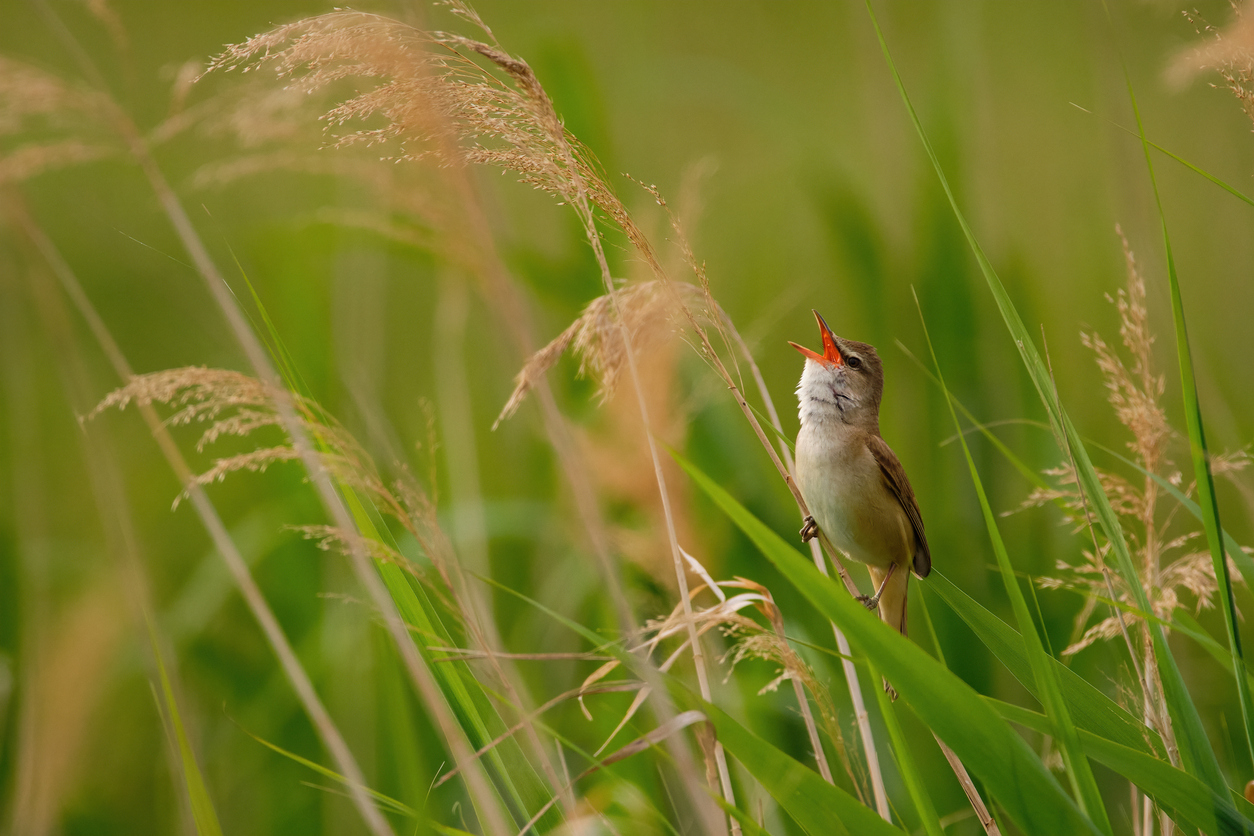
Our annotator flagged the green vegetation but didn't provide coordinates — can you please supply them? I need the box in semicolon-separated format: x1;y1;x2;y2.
2;2;1253;834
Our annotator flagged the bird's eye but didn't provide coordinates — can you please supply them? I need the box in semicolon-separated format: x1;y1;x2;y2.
847;356;863;370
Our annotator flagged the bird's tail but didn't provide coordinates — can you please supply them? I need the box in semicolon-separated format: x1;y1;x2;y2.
867;564;911;700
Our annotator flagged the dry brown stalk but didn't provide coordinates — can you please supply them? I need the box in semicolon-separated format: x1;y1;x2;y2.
740;339;890;816
201;8;724;822
23;3;517;827
1024;231;1246;661
1018;229;1252;835
8;201;398;836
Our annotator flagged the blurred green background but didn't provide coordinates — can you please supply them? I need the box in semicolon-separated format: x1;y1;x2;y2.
1;1;1252;834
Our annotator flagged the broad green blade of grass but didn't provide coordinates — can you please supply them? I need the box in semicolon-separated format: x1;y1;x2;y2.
927;571;1164;757
1124;49;1254;770
147;618;225;836
691;698;904;836
864;0;1226;796
236;279;558;830
871;665;943;836
990;699;1254;835
341;487;560;830
915;295;1110;833
672;450;1101;836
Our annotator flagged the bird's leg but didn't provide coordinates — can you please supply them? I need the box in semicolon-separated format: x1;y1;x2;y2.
799;515;818;543
862;563;897;611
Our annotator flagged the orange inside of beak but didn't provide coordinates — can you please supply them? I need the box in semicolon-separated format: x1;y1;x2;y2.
789;310;843;366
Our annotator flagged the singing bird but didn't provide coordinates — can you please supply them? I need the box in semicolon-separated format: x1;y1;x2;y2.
790;311;930;644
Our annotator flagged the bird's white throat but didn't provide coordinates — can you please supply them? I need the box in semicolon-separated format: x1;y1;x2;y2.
795;358;858;427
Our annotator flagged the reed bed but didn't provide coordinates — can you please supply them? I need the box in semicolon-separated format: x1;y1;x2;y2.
2;3;1253;835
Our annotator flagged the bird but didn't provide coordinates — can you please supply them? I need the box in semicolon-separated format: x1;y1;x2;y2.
790;310;930;652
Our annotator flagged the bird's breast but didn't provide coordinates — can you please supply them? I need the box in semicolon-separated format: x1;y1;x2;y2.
795;423;911;570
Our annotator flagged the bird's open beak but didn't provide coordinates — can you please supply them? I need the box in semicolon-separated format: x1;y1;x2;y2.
788;309;844;367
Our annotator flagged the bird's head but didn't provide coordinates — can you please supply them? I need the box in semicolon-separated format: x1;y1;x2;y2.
790;310;883;428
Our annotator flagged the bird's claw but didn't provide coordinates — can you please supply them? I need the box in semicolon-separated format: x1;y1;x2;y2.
799;515;818;543
855;593;880;611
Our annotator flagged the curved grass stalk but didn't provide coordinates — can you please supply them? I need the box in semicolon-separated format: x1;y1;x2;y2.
728;327;889;818
12;215;226;836
866;0;1223;811
12;203;393;836
1119;22;1254;775
24;8;517;828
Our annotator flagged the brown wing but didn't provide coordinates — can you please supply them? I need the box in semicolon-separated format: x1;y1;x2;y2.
867;435;930;577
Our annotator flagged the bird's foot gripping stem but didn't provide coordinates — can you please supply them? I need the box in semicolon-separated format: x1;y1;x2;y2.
799;515;818;543
859;563;896;612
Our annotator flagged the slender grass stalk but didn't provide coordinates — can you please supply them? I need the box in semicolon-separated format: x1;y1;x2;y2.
871;663;942;836
913;287;1111;833
13;211;226;836
12;202;397;836
1119;28;1254;772
914;591;1000;836
865;0;1225;801
729;328;889;817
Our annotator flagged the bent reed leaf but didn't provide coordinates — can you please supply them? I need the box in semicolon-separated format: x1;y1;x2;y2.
914;291;1111;833
928;571;1165;759
1121;34;1254;771
865;0;1226;798
672;448;1102;836
990;699;1254;835
691;697;902;836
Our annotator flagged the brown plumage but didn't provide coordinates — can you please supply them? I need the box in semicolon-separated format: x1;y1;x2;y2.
791;311;929;690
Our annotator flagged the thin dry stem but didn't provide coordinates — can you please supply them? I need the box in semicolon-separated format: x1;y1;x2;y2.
728;325;888;816
30;6;515;821
9;200;398;836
